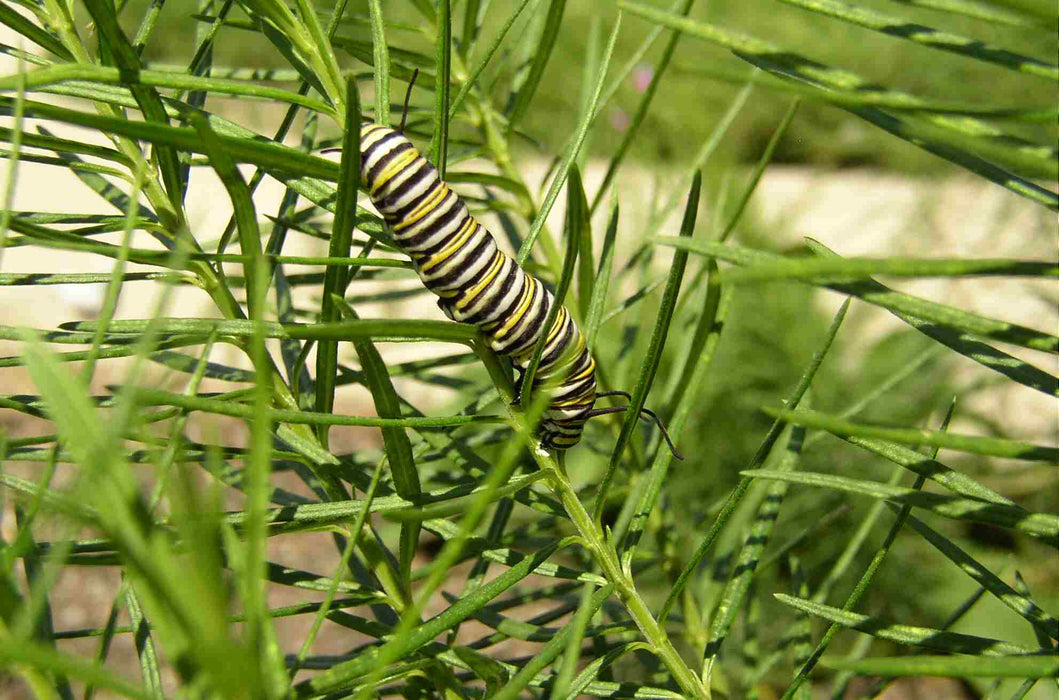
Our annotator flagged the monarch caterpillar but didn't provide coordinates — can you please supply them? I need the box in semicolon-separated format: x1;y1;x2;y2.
349;97;680;456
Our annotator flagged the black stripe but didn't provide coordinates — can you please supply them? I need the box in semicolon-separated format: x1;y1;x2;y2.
551;371;595;401
377;161;436;215
505;287;551;356
448;248;503;302
364;138;413;188
539;316;575;371
490;278;540;350
423;234;493;293
462;261;522;326
400;192;465;249
413;213;474;258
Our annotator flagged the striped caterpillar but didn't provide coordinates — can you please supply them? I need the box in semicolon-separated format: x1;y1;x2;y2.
351;116;679;457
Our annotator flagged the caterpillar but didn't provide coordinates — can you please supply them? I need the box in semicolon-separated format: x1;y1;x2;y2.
352;116;680;457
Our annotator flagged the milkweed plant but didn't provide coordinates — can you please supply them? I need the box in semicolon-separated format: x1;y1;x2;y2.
0;0;1056;697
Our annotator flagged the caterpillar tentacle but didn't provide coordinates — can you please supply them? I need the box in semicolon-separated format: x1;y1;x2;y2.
359;123;597;450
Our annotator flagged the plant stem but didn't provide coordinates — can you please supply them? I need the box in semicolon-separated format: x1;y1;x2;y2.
475;343;708;699
541;459;710;699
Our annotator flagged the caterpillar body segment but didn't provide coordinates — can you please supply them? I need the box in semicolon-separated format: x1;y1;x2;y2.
358;123;598;450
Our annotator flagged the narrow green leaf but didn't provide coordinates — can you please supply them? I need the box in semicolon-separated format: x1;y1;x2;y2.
588;0;698;213
291;0;345;112
743;469;1058;544
620;1;1059;207
129;386;500;429
675;62;1058;119
651;237;1059;360
784;403;956;699
551;580;603;697
843;435;1014;505
315;77;361;442
886;0;1048;28
81;0;186;217
291;459;386;681
584;202;619;348
763;406;1059;462
0;639;148;698
430;0;451;176
0;65;336;115
448;0;534;120
123;584;163;699
821;654;1059;678
3;97;341;180
0;3;73;60
0;127;130;166
336;298;420;594
719;97;801;243
367;0;390;124
454;646;509;695
776;594;1036;655
713;257;1058;287
188;112;268;319
599;275;666;326
596;172;699;523
787;555;813;700
705;425;807;660
64;317;477;344
459;0;482;58
1013;572;1056;649
805;239;1059;386
514;12;620;266
655;298;846;620
903;512;1059;640
774;0;1058;81
507;0;566;128
333;39;437;89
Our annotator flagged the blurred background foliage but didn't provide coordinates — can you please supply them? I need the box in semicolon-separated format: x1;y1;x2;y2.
119;0;1058;171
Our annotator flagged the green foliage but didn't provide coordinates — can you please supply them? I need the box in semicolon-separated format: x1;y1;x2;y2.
0;0;1056;698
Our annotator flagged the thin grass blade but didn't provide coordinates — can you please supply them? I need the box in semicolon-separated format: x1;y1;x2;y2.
776;594;1036;656
821;654;1059;678
744;469;1058;545
595;171;699;524
315;77;361;443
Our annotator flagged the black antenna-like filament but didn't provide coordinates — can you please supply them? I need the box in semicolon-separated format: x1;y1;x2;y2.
320;68;419;156
399;68;419;134
587;391;683;461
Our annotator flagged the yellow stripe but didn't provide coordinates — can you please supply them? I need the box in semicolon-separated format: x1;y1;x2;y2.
420;218;476;273
552;394;593;408
492;280;534;338
455;252;504;310
541;308;568;348
567;358;595;382
393;182;448;231
369;148;419;196
361;124;389;145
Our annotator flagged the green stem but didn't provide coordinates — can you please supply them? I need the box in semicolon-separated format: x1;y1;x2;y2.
548;465;708;698
475;344;707;699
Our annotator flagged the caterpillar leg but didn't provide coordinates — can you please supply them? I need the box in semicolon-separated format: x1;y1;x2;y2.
510;366;526;406
436;297;457;321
